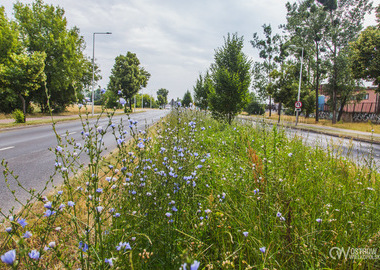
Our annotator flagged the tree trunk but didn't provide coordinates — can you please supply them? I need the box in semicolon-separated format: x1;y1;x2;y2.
129;98;132;111
278;102;282;123
269;95;272;117
315;42;320;123
337;96;347;122
330;10;338;125
18;93;26;123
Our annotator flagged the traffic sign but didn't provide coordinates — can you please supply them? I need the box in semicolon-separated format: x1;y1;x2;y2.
295;101;302;108
295;108;301;112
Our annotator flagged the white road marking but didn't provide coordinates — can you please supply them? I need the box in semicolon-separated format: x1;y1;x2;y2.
60;132;77;136
0;146;15;151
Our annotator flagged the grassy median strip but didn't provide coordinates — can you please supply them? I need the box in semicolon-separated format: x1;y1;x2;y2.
1;109;379;269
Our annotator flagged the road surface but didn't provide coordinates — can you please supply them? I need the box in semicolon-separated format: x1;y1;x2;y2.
0;109;169;216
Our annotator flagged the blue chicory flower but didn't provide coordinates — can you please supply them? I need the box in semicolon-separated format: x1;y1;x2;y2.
1;250;16;265
28;250;40;260
23;231;32;238
17;218;27;228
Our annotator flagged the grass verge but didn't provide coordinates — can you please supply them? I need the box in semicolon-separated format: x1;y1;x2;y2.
1;109;379;269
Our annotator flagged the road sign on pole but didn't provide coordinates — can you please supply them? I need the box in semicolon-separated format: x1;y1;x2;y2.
295;101;302;109
295;108;301;112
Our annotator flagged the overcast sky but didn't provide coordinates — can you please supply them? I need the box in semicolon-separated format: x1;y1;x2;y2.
2;0;379;100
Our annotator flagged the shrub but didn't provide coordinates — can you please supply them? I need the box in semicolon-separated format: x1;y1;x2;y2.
245;100;265;115
12;109;25;123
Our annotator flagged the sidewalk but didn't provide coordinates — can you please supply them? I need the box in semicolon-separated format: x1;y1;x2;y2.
239;116;380;144
0;109;148;127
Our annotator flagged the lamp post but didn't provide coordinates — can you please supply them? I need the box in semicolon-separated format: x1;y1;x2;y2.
91;32;112;116
290;45;304;126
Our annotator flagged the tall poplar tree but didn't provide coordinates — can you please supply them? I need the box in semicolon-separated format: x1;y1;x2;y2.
250;24;282;117
209;33;252;124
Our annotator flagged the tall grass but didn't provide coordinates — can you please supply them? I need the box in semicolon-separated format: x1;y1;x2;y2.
1;107;379;269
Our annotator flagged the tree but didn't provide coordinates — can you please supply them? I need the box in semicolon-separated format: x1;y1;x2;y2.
193;72;213;110
0;7;23;113
0;51;46;122
209;33;252;124
108;52;150;111
317;0;372;123
268;61;314;121
14;0;89;112
284;0;329;122
251;62;269;102
156;88;169;107
324;48;360;121
350;25;380;91
245;92;265;115
251;24;282;117
182;90;193;107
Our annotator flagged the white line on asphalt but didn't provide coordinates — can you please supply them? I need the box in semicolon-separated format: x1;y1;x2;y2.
60;132;77;136
0;146;15;151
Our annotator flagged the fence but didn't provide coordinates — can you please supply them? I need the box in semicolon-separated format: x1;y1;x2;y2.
319;102;380;123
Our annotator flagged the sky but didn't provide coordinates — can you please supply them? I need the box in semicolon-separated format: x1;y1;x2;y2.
2;0;379;101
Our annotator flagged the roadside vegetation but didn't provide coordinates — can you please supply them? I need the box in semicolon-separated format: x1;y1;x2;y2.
1;108;379;269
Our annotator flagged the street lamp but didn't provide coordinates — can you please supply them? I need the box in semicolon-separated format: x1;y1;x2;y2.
91;32;112;116
289;45;304;126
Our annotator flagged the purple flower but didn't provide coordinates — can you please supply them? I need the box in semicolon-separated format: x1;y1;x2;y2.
44;201;52;209
101;88;106;94
253;188;259;195
137;142;145;148
1;250;16;265
118;90;122;95
165;212;172;218
316;218;322;223
28;250;40;260
17;218;27;228
243;231;249;237
116;242;131;251
96;188;103;193
105;258;113;267
23;231;32;238
113;213;121;218
5;227;12;233
56;146;63;152
79;242;88;252
68;201;75;207
44;209;56;217
191;260;200;270
96;206;104;213
259;247;266;253
119;98;126;105
276;212;282;218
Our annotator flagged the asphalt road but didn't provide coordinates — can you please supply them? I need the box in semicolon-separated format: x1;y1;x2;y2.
287;128;380;167
0;109;169;216
241;119;380;167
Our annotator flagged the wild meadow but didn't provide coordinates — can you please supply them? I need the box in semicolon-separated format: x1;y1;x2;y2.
1;107;379;269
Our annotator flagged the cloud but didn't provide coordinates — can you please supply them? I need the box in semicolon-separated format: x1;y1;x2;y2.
3;0;377;100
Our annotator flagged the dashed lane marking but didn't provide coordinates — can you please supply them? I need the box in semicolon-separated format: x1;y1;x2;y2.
0;146;15;151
